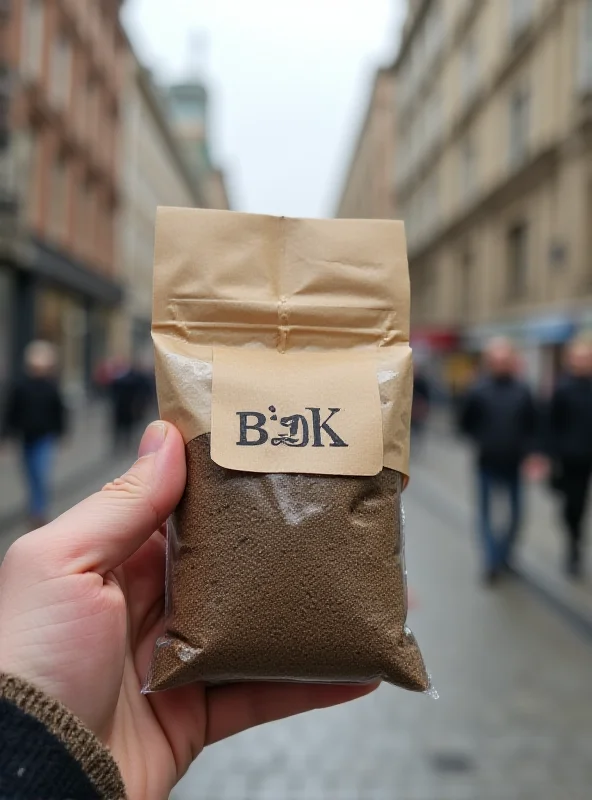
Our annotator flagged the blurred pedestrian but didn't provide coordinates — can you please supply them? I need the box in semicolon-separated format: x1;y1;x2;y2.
459;338;539;584
109;359;150;453
92;356;117;399
1;341;67;529
546;337;592;578
135;350;158;421
411;365;431;453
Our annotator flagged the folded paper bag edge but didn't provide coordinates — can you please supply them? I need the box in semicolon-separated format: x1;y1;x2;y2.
153;207;409;343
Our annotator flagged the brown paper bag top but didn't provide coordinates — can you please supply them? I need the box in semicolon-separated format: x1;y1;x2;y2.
152;207;412;476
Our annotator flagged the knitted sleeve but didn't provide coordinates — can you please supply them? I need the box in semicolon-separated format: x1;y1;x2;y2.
0;674;126;799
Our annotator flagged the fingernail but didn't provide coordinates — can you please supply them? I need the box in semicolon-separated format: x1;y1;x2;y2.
138;421;167;458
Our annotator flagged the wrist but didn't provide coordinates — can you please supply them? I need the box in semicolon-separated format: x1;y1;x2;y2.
0;673;127;799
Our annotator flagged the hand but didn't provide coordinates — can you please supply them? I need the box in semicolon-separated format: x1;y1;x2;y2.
0;421;376;800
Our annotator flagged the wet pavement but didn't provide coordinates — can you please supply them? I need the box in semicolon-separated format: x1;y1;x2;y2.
172;478;592;800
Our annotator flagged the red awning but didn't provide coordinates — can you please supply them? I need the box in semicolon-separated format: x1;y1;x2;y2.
411;328;460;352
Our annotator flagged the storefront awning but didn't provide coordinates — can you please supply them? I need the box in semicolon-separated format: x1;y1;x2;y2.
411;327;460;352
464;314;577;350
28;236;123;306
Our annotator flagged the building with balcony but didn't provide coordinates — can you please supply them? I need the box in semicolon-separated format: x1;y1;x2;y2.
395;0;592;391
0;0;126;397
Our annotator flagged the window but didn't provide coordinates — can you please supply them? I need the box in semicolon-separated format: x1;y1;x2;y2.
48;156;68;241
21;0;45;81
509;0;534;40
26;130;39;225
76;180;94;257
424;1;444;64
586;181;592;288
87;0;101;42
76;72;87;140
424;171;440;234
507;222;529;298
460;136;477;202
0;65;9;151
49;31;72;110
461;35;479;104
86;79;99;144
423;85;442;154
579;0;592;92
509;86;530;168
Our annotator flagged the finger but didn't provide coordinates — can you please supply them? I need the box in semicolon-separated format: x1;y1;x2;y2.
205;681;379;745
40;422;186;575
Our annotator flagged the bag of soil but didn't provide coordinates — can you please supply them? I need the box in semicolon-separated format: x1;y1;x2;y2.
145;207;428;693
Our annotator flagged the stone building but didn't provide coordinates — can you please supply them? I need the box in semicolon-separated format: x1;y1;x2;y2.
395;0;592;391
115;59;205;362
0;0;127;397
336;66;397;220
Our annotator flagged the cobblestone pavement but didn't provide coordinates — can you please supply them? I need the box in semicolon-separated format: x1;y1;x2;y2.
172;479;592;800
410;431;592;626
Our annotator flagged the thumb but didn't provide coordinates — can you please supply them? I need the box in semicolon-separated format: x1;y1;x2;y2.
41;421;186;575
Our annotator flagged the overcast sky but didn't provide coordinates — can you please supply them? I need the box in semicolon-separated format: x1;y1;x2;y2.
122;0;404;218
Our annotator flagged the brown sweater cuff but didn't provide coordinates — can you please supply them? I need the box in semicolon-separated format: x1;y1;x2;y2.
0;673;127;799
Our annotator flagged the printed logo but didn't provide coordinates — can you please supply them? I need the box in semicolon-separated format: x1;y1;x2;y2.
236;407;348;448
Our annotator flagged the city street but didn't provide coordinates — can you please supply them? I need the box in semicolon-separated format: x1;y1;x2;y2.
2;1;592;797
1;429;592;799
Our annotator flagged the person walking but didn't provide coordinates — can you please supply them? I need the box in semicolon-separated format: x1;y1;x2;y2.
546;337;592;578
1;341;67;529
459;338;539;584
411;365;431;453
109;359;147;453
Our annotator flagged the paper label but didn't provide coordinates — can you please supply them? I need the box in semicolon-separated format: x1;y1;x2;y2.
210;347;383;476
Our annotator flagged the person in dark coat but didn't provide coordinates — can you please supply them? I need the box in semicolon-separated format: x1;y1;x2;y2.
546;337;592;578
411;366;431;451
460;338;539;584
109;360;152;453
1;340;66;528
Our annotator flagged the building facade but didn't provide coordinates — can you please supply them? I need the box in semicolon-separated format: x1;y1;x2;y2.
336;67;397;220
395;0;592;391
116;59;204;362
0;0;127;398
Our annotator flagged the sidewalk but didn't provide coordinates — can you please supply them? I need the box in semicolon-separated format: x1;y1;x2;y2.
413;423;592;630
0;401;115;528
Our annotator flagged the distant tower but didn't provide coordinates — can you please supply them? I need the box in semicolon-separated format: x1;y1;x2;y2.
166;31;230;210
166;32;212;179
